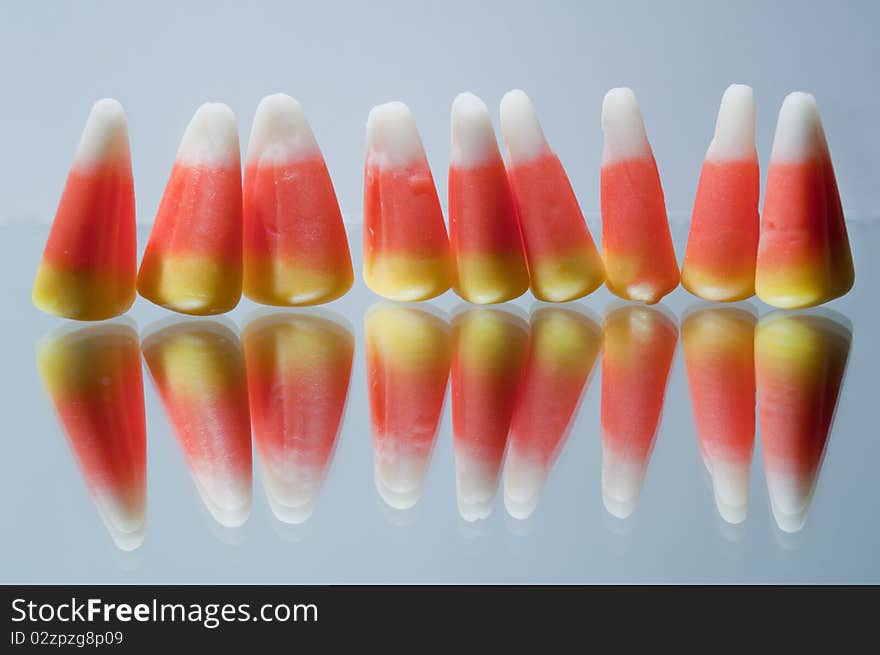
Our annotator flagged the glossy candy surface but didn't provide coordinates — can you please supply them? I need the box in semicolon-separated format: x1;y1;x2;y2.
601;305;678;518
500;90;604;302
449;93;529;304
756;93;855;308
682;85;760;302
33;99;137;321
601;88;679;304
363;102;453;301
683;306;756;524
243;94;353;307
138;104;243;315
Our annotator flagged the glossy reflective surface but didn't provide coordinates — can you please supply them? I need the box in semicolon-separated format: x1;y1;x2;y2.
3;222;879;583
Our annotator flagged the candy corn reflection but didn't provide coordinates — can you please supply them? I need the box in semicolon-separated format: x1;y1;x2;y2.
366;304;451;511
37;322;146;551
504;308;601;520
683;306;756;524
142;320;252;527
601;305;677;519
243;312;353;524
756;311;851;533
452;308;528;521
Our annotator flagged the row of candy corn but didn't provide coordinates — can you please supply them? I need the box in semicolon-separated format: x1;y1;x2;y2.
367;86;855;307
32;96;354;321
38;304;849;548
32;86;854;322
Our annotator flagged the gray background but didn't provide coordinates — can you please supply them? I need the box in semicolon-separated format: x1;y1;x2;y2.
1;0;878;225
1;0;878;583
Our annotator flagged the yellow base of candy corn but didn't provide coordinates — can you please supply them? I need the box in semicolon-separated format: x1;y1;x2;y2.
137;255;241;315
530;248;605;303
454;251;529;304
755;266;854;309
33;262;135;321
603;253;678;305
364;253;453;302
681;267;755;302
243;258;353;307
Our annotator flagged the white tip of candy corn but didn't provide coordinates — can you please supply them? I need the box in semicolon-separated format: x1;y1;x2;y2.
373;451;426;510
770;92;823;163
74;98;130;167
450;92;499;167
94;490;145;551
107;528;145;552
246;93;320;165
502;453;544;520
458;497;493;523
499;89;550;163
601;87;651;165
455;456;497;522
601;452;645;519
177;102;241;167
709;459;749;525
192;469;251;528
707;84;756;161
259;462;324;525
366;101;427;169
767;470;813;533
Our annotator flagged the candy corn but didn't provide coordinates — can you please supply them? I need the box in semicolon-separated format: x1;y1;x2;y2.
756;311;851;533
243;311;353;524
682;85;760;302
138;104;243;315
503;308;601;520
601;88;680;304
756;93;855;308
449;93;529;304
451;308;528;521
366;304;451;510
363;102;453;301
37;322;146;550
142;320;252;527
682;306;756;524
601;305;677;518
33;100;137;321
243;94;353;307
500;90;604;302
